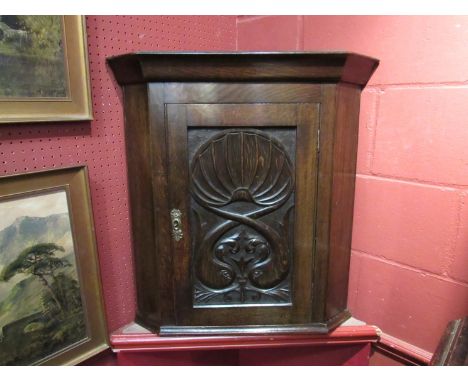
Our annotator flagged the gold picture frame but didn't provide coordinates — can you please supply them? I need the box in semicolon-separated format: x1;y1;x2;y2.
0;166;108;365
0;16;93;123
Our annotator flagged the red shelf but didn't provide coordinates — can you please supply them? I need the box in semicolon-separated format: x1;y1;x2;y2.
109;318;379;365
111;318;380;352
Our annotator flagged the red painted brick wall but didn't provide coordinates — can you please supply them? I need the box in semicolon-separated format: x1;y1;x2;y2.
0;16;237;334
237;15;468;354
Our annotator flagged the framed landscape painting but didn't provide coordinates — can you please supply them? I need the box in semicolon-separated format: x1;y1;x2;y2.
0;166;107;365
0;16;92;123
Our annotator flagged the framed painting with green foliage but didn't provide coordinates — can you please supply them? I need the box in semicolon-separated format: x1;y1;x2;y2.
0;16;92;123
0;166;108;365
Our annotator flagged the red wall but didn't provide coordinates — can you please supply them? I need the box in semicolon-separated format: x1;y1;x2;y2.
3;15;467;364
0;16;237;333
237;15;468;354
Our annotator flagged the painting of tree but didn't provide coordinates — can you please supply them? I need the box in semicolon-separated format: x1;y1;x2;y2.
0;191;87;365
1;243;71;312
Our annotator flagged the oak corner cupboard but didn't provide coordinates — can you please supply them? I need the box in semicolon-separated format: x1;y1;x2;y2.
108;52;379;336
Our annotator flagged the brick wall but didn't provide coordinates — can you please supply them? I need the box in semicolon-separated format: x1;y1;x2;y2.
237;15;468;354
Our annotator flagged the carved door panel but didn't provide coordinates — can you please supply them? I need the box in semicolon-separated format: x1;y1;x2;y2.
167;103;319;327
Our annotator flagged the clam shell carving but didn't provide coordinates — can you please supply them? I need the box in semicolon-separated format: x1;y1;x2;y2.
191;130;294;208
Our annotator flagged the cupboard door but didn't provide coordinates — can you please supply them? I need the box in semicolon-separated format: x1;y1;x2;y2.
166;103;319;327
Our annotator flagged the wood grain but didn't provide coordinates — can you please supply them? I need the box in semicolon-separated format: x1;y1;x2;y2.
123;85;160;329
109;52;378;335
108;52;378;86
326;84;362;320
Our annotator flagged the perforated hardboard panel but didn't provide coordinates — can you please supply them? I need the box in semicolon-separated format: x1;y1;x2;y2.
0;16;237;332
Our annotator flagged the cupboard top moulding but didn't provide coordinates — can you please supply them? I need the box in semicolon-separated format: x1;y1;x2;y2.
107;51;378;85
108;51;379;336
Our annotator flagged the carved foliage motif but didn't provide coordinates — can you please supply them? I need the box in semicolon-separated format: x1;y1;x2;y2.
190;130;295;306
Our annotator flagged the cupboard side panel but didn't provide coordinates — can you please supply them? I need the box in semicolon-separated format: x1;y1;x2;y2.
123;84;160;329
326;84;361;321
312;85;337;322
148;84;175;326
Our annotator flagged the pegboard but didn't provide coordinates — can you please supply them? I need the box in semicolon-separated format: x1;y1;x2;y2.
0;16;237;332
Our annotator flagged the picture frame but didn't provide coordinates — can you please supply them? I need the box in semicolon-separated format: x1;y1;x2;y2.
0;16;93;123
0;166;108;365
